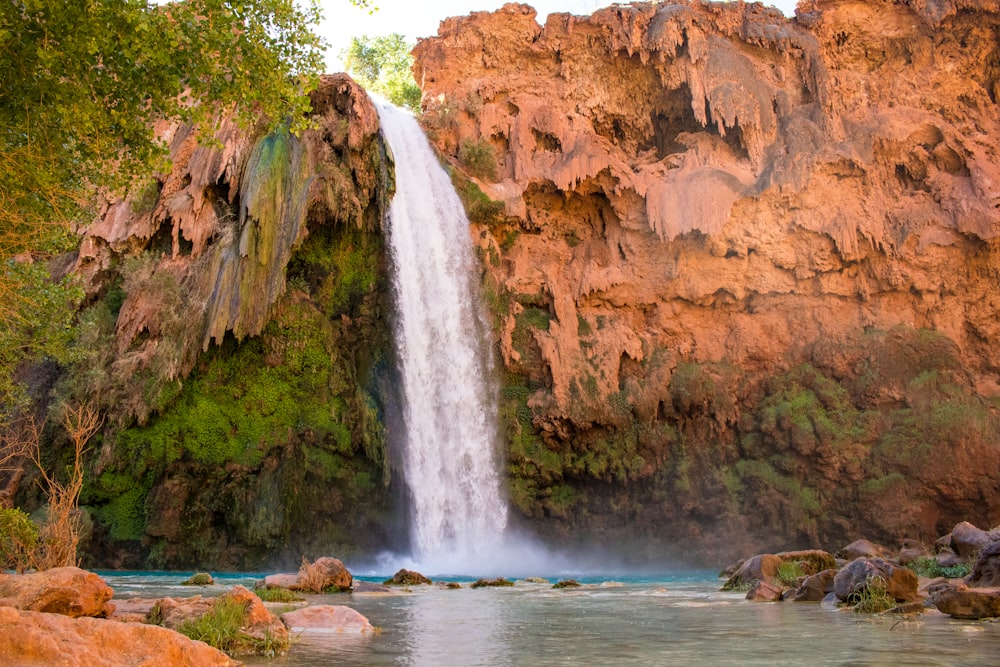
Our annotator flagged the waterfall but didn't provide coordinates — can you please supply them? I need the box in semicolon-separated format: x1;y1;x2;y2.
375;101;509;572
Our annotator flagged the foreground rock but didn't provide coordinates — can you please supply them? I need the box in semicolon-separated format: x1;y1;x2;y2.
792;570;837;602
833;558;919;603
151;586;287;646
932;585;1000;619
280;605;374;633
383;569;432;586
968;541;1000;588
0;567;113;618
0;606;239;666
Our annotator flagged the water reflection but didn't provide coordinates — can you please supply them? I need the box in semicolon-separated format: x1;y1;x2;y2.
401;586;514;666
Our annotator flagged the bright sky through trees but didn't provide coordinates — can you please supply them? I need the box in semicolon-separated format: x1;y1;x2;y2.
322;0;799;71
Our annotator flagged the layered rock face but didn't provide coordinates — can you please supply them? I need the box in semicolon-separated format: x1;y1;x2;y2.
414;0;1000;561
62;75;397;569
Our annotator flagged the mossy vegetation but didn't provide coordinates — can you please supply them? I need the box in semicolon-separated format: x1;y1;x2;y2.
72;209;392;569
254;586;305;602
906;557;971;579
175;596;286;656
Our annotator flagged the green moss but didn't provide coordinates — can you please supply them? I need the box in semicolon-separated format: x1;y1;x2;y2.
458;139;498;181
254;586;304;602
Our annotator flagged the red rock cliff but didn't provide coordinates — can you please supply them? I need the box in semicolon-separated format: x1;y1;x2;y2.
414;0;1000;561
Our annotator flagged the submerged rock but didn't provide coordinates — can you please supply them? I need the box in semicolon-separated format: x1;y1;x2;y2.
0;567;114;619
0;607;239;667
471;578;514;588
382;569;432;586
552;579;581;589
746;581;783;602
280;605;374;633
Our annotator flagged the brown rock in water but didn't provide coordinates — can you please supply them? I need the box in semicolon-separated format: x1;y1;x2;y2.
746;580;784;602
792;569;837;602
947;522;993;559
0;568;114;618
932;585;1000;619
0;606;239;666
383;569;432;586
833;558;920;603
838;540;893;562
723;554;782;589
967;541;1000;588
280;605;374;633
296;557;353;593
225;586;288;644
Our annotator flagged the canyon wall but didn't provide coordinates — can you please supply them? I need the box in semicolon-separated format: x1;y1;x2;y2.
413;0;1000;561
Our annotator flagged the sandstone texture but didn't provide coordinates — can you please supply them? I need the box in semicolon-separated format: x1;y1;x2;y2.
0;567;114;618
0;606;239;667
413;0;1000;562
932;585;1000;619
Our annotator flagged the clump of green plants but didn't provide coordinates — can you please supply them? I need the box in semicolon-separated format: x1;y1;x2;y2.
849;575;895;614
552;579;581;589
906;557;971;579
458;138;498;181
176;597;287;655
254;586;305;603
0;507;39;573
182;572;214;586
777;561;806;587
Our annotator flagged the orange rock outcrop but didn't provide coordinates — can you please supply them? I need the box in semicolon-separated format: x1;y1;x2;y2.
414;0;1000;559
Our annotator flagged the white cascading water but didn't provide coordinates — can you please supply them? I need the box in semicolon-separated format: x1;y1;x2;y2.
375;101;509;572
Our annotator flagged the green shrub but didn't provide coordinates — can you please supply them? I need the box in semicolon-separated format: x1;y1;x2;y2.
458;139;498;181
254;586;304;602
176;596;286;655
0;508;39;573
850;575;894;614
906;556;971;579
776;561;805;587
471;577;514;588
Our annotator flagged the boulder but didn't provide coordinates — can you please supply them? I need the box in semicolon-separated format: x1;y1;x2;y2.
833;558;920;603
774;550;836;574
932;585;1000;619
382;569;431;586
295;557;352;593
792;569;837;602
280;605;374;633
0;567;114;618
552;580;581;589
898;539;931;565
746;580;783;602
837;539;893;562
263;573;300;589
471;578;514;588
967;541;1000;588
722;554;782;590
150;596;214;629
0;606;239;666
949;521;993;559
225;586;288;644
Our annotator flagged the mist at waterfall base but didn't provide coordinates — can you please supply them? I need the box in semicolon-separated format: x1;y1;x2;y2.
368;99;631;578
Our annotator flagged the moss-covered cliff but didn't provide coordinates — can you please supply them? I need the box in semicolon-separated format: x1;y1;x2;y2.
42;75;398;569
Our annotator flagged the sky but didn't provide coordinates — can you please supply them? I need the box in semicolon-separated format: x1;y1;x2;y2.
321;0;800;71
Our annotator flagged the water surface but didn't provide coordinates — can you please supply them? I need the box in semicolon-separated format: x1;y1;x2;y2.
102;572;1000;666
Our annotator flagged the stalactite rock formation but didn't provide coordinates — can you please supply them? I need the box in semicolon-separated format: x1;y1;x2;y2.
414;0;1000;559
